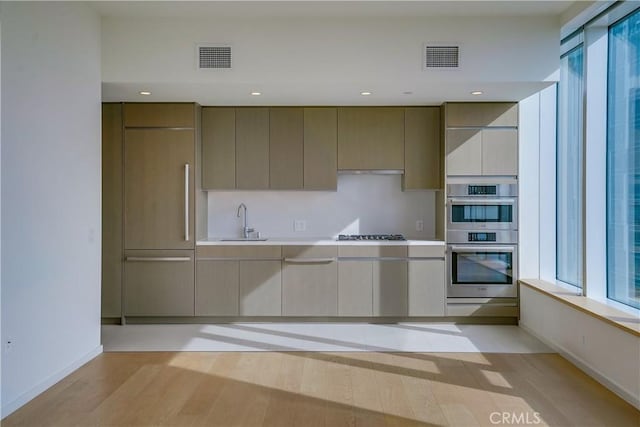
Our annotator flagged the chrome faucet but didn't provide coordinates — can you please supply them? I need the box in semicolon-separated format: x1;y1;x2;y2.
236;203;254;238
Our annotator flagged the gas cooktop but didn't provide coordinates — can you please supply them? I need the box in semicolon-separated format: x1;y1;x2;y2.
337;234;406;241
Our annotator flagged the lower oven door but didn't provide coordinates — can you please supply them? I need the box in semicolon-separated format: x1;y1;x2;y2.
447;245;518;298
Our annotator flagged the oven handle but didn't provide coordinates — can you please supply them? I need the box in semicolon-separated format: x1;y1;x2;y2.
448;198;516;205
449;245;516;252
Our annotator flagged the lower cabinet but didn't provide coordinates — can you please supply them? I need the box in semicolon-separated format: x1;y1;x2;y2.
408;246;446;316
123;250;195;316
239;260;282;316
196;260;239;316
338;260;373;316
282;246;338;316
373;260;408;316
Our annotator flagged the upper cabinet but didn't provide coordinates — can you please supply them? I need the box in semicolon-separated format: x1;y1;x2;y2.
403;107;442;190
445;102;518;128
337;107;404;170
123;103;196;128
445;103;518;177
201;107;337;190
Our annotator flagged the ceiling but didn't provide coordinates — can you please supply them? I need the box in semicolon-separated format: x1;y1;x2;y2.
97;1;573;105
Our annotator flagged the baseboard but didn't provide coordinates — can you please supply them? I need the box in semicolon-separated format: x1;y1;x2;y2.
1;345;103;419
519;323;640;410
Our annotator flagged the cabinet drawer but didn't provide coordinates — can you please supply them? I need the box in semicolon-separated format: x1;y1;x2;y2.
124;103;195;128
408;245;445;258
283;245;337;259
338;245;407;258
197;245;282;259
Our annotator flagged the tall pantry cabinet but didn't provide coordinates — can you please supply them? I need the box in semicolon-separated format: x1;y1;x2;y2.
102;103;202;320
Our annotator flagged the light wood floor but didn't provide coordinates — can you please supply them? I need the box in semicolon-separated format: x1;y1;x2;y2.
3;352;639;427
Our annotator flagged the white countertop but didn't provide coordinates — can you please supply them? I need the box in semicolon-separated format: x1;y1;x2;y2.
197;237;445;246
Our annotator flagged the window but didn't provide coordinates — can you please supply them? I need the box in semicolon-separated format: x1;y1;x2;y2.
607;9;640;309
557;42;584;288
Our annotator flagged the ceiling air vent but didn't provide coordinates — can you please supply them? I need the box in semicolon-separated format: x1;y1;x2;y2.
424;45;460;69
198;45;232;69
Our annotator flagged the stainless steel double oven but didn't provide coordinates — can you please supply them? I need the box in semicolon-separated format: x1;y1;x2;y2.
446;183;518;298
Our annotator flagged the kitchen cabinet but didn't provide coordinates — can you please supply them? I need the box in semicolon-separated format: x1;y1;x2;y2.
124;128;195;249
338;260;373;316
337;107;404;170
123;103;196;128
445;102;518;128
270;107;304;189
304;108;338;190
282;246;338;316
102;103;123;318
201;107;236;189
407;246;446;316
195;245;282;316
123;250;195;316
196;260;239;316
239;260;282;316
236;108;270;189
403;107;442;190
373;260;408;316
446;128;517;176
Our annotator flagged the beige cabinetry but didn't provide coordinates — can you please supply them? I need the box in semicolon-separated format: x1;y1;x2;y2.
270;107;304;189
403;107;442;190
446;128;517;176
407;246;446;316
124;128;195;249
337;107;404;170
123;103;196;128
373;259;408;316
236;108;270;189
123;250;195;316
195;245;282;316
102;103;123;318
338;261;373;316
282;246;338;316
201;107;236;189
445;102;518;127
304;108;338;190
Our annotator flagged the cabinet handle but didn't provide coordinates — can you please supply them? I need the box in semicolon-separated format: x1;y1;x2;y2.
125;257;191;262
283;257;335;263
184;163;190;241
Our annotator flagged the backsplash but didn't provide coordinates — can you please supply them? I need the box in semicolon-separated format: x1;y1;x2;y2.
207;174;436;239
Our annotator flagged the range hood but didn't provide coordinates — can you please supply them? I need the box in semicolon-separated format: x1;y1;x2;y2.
337;169;404;175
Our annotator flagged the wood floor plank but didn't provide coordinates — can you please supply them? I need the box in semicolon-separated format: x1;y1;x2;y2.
2;352;638;427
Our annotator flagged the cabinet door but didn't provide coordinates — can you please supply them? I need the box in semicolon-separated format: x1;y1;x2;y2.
446;129;482;176
202;107;236;189
270;108;304;189
239;260;282;316
481;129;518;176
123;103;195;128
102;103;123;318
196;260;239;316
408;260;445;316
373;260;408;316
304;108;337;190
446;102;518;127
404;107;441;190
338;261;373;316
124;250;194;316
236;108;269;189
338;107;404;170
124;129;195;249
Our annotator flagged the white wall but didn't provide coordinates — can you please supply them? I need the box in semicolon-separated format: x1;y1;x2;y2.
208;175;435;239
520;286;640;409
1;2;102;417
101;14;560;104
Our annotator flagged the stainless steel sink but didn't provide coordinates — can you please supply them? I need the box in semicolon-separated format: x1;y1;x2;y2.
220;238;268;241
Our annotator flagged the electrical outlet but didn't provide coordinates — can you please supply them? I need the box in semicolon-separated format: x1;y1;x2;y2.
416;220;424;231
5;339;14;354
294;220;306;232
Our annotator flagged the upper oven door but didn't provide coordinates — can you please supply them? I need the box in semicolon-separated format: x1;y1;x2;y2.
447;198;517;230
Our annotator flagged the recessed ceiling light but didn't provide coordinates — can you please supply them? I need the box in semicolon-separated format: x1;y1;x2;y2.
360;91;372;96
250;91;262;96
471;91;483;95
139;91;151;96
403;91;413;95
